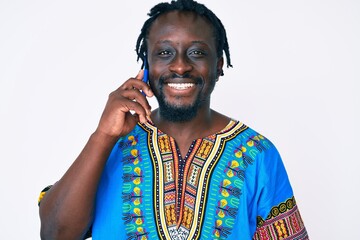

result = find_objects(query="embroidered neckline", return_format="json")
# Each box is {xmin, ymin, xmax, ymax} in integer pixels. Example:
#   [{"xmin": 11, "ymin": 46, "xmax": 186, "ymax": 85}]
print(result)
[
  {"xmin": 145, "ymin": 119, "xmax": 238, "ymax": 142},
  {"xmin": 140, "ymin": 119, "xmax": 246, "ymax": 239}
]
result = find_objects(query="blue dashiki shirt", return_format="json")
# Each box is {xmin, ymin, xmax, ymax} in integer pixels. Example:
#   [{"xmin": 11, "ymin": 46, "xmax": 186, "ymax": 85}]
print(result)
[{"xmin": 92, "ymin": 120, "xmax": 308, "ymax": 240}]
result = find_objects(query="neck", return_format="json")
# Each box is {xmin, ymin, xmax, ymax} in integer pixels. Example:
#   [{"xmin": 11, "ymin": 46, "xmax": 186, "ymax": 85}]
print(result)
[
  {"xmin": 150, "ymin": 104, "xmax": 230, "ymax": 158},
  {"xmin": 151, "ymin": 105, "xmax": 229, "ymax": 142}
]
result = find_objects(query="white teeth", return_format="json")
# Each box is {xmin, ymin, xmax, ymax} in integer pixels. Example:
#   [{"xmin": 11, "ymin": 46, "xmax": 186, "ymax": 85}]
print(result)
[{"xmin": 167, "ymin": 83, "xmax": 194, "ymax": 90}]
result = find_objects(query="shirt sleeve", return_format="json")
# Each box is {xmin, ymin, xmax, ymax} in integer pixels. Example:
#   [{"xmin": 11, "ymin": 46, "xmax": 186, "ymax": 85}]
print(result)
[
  {"xmin": 252, "ymin": 144, "xmax": 309, "ymax": 240},
  {"xmin": 37, "ymin": 185, "xmax": 52, "ymax": 206}
]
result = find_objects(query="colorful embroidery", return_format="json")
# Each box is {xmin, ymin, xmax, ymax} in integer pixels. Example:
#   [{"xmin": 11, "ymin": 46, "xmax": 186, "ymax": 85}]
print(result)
[
  {"xmin": 87, "ymin": 120, "xmax": 308, "ymax": 239},
  {"xmin": 210, "ymin": 132, "xmax": 271, "ymax": 239},
  {"xmin": 121, "ymin": 134, "xmax": 149, "ymax": 239},
  {"xmin": 157, "ymin": 130, "xmax": 213, "ymax": 239},
  {"xmin": 253, "ymin": 197, "xmax": 308, "ymax": 240},
  {"xmin": 140, "ymin": 120, "xmax": 248, "ymax": 239}
]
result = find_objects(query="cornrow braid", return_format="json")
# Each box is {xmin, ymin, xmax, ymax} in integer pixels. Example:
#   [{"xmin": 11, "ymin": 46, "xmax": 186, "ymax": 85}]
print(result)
[{"xmin": 135, "ymin": 0, "xmax": 232, "ymax": 75}]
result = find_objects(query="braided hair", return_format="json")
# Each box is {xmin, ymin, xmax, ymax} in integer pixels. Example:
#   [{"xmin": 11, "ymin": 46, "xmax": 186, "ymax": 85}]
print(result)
[{"xmin": 135, "ymin": 0, "xmax": 232, "ymax": 76}]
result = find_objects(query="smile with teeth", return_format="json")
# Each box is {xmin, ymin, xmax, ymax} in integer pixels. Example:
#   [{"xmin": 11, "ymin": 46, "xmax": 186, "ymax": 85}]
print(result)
[{"xmin": 167, "ymin": 83, "xmax": 195, "ymax": 90}]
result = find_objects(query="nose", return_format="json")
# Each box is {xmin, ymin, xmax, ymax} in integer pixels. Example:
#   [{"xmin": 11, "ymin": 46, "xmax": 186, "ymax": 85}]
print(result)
[{"xmin": 169, "ymin": 54, "xmax": 193, "ymax": 76}]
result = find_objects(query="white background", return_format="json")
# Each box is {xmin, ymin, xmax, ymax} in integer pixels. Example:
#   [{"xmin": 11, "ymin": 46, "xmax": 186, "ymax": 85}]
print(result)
[{"xmin": 0, "ymin": 0, "xmax": 359, "ymax": 239}]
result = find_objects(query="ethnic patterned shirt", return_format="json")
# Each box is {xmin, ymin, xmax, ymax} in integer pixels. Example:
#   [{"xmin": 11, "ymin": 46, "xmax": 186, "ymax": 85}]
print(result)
[{"xmin": 91, "ymin": 120, "xmax": 308, "ymax": 239}]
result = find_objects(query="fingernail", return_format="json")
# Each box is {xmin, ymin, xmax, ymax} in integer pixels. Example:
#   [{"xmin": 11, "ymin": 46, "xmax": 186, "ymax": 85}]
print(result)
[
  {"xmin": 147, "ymin": 89, "xmax": 154, "ymax": 97},
  {"xmin": 146, "ymin": 115, "xmax": 152, "ymax": 123},
  {"xmin": 136, "ymin": 69, "xmax": 144, "ymax": 79}
]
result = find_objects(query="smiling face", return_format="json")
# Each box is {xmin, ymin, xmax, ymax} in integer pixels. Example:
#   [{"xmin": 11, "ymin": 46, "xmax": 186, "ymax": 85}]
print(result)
[{"xmin": 147, "ymin": 11, "xmax": 223, "ymax": 122}]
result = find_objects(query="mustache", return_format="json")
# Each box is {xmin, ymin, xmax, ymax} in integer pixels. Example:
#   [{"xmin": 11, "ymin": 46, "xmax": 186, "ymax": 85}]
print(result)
[{"xmin": 159, "ymin": 73, "xmax": 202, "ymax": 84}]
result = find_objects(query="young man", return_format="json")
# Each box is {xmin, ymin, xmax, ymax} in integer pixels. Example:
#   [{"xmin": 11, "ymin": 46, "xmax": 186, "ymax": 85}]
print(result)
[{"xmin": 39, "ymin": 0, "xmax": 308, "ymax": 239}]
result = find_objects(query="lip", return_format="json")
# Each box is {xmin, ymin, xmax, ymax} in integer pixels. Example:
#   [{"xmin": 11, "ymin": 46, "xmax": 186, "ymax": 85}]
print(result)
[
  {"xmin": 159, "ymin": 75, "xmax": 202, "ymax": 95},
  {"xmin": 163, "ymin": 77, "xmax": 196, "ymax": 83}
]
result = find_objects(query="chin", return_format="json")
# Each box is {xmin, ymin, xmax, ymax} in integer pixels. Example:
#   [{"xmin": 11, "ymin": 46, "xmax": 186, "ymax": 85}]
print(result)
[{"xmin": 158, "ymin": 98, "xmax": 200, "ymax": 122}]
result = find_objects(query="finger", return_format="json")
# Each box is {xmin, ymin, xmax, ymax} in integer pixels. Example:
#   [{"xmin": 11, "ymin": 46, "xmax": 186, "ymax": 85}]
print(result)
[
  {"xmin": 136, "ymin": 69, "xmax": 154, "ymax": 97},
  {"xmin": 120, "ymin": 78, "xmax": 146, "ymax": 90},
  {"xmin": 135, "ymin": 69, "xmax": 144, "ymax": 80},
  {"xmin": 131, "ymin": 113, "xmax": 140, "ymax": 124},
  {"xmin": 122, "ymin": 89, "xmax": 152, "ymax": 116},
  {"xmin": 124, "ymin": 101, "xmax": 148, "ymax": 124},
  {"xmin": 134, "ymin": 69, "xmax": 153, "ymax": 97},
  {"xmin": 120, "ymin": 79, "xmax": 154, "ymax": 97}
]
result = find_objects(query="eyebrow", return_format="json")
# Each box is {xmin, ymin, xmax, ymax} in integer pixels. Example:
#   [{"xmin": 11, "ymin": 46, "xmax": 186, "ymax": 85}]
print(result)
[
  {"xmin": 191, "ymin": 40, "xmax": 208, "ymax": 45},
  {"xmin": 155, "ymin": 40, "xmax": 209, "ymax": 46}
]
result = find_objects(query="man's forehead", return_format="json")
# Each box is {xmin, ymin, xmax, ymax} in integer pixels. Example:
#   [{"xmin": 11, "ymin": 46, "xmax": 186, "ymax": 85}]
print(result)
[
  {"xmin": 156, "ymin": 10, "xmax": 202, "ymax": 21},
  {"xmin": 152, "ymin": 11, "xmax": 211, "ymax": 28},
  {"xmin": 147, "ymin": 10, "xmax": 214, "ymax": 38}
]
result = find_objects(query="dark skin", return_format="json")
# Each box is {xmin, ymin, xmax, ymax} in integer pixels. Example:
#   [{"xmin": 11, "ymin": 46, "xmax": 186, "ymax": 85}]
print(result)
[
  {"xmin": 39, "ymin": 11, "xmax": 229, "ymax": 239},
  {"xmin": 148, "ymin": 11, "xmax": 229, "ymax": 156}
]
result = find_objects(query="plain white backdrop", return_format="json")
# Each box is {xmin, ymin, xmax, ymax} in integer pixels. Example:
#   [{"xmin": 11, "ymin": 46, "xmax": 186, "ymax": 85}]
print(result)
[{"xmin": 0, "ymin": 0, "xmax": 359, "ymax": 239}]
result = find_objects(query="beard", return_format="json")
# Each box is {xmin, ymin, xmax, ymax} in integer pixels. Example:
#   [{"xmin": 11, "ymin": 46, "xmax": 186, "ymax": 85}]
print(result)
[
  {"xmin": 157, "ymin": 93, "xmax": 202, "ymax": 122},
  {"xmin": 153, "ymin": 73, "xmax": 205, "ymax": 122}
]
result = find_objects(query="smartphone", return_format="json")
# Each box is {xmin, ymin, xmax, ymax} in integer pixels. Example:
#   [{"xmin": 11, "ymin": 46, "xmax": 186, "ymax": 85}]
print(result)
[
  {"xmin": 142, "ymin": 58, "xmax": 149, "ymax": 96},
  {"xmin": 143, "ymin": 58, "xmax": 149, "ymax": 85}
]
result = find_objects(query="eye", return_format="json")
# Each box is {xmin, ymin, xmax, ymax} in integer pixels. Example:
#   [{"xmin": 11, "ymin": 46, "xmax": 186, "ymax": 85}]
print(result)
[
  {"xmin": 158, "ymin": 50, "xmax": 173, "ymax": 56},
  {"xmin": 189, "ymin": 49, "xmax": 206, "ymax": 56}
]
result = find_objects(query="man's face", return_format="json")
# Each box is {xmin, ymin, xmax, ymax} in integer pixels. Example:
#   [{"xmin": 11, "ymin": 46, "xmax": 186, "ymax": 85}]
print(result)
[{"xmin": 147, "ymin": 11, "xmax": 223, "ymax": 122}]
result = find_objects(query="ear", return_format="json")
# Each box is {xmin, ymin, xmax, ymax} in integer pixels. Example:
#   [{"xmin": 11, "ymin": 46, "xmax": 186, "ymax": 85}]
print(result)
[{"xmin": 216, "ymin": 57, "xmax": 224, "ymax": 79}]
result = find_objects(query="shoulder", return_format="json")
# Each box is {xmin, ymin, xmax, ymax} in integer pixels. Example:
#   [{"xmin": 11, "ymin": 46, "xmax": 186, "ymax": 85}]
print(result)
[
  {"xmin": 229, "ymin": 120, "xmax": 279, "ymax": 153},
  {"xmin": 116, "ymin": 124, "xmax": 148, "ymax": 147},
  {"xmin": 225, "ymin": 120, "xmax": 284, "ymax": 174}
]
